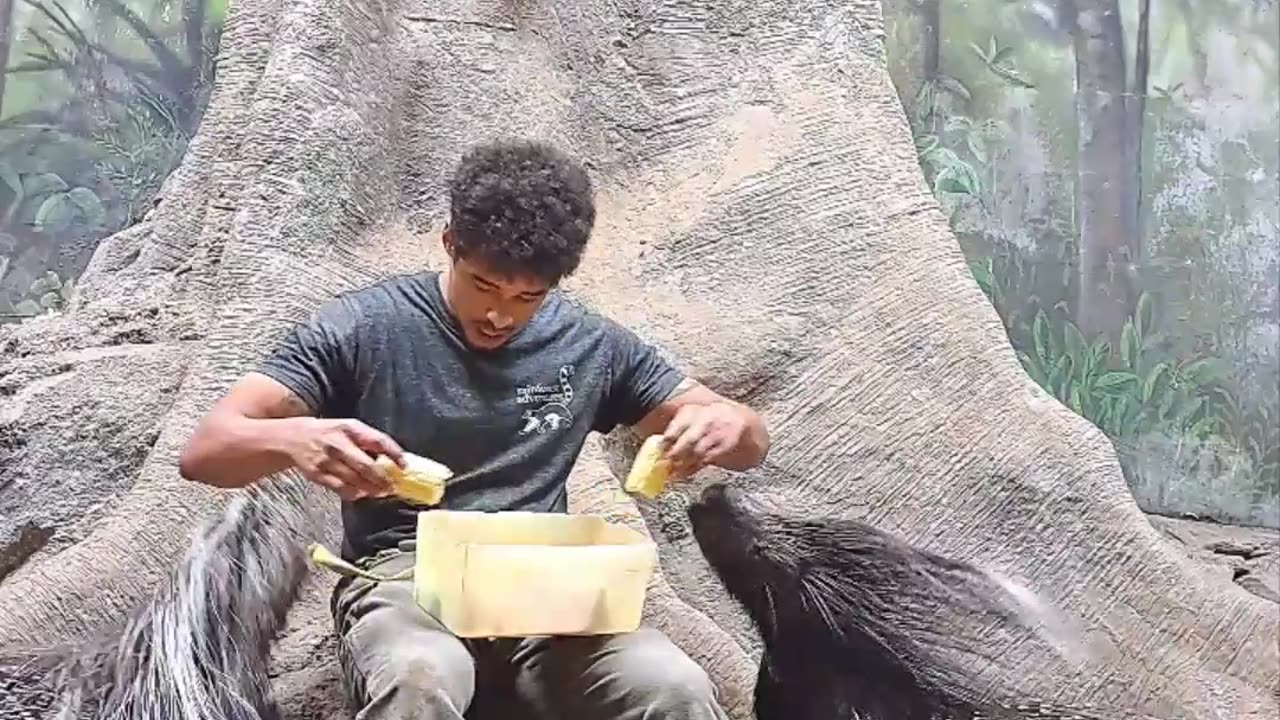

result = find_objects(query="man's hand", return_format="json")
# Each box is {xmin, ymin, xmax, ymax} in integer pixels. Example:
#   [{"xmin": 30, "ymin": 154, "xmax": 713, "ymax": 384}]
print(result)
[
  {"xmin": 660, "ymin": 402, "xmax": 752, "ymax": 478},
  {"xmin": 286, "ymin": 418, "xmax": 405, "ymax": 502}
]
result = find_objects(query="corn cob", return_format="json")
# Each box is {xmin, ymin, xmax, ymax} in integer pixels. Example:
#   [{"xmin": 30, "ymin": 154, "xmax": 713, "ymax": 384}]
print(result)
[
  {"xmin": 375, "ymin": 451, "xmax": 453, "ymax": 505},
  {"xmin": 307, "ymin": 543, "xmax": 413, "ymax": 582},
  {"xmin": 624, "ymin": 435, "xmax": 672, "ymax": 499}
]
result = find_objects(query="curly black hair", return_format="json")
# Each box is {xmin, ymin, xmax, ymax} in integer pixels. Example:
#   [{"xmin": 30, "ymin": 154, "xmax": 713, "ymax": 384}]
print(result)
[{"xmin": 447, "ymin": 138, "xmax": 596, "ymax": 285}]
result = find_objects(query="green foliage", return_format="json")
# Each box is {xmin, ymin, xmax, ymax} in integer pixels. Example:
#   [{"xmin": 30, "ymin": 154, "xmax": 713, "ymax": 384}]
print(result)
[
  {"xmin": 889, "ymin": 0, "xmax": 1279, "ymax": 524},
  {"xmin": 972, "ymin": 261, "xmax": 1279, "ymax": 516},
  {"xmin": 1013, "ymin": 292, "xmax": 1229, "ymax": 442},
  {"xmin": 0, "ymin": 269, "xmax": 76, "ymax": 323},
  {"xmin": 969, "ymin": 35, "xmax": 1036, "ymax": 89},
  {"xmin": 0, "ymin": 0, "xmax": 222, "ymax": 314}
]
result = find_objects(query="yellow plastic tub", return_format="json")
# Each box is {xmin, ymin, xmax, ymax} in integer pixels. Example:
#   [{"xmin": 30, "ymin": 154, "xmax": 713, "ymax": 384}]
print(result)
[{"xmin": 412, "ymin": 510, "xmax": 658, "ymax": 638}]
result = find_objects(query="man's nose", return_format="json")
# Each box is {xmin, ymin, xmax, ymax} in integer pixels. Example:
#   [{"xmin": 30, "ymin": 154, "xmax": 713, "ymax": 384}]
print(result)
[{"xmin": 487, "ymin": 309, "xmax": 513, "ymax": 329}]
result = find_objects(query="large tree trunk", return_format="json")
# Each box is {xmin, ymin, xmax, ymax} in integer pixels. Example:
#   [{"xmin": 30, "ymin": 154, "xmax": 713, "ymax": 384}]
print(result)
[
  {"xmin": 1067, "ymin": 0, "xmax": 1138, "ymax": 341},
  {"xmin": 0, "ymin": 0, "xmax": 1275, "ymax": 718}
]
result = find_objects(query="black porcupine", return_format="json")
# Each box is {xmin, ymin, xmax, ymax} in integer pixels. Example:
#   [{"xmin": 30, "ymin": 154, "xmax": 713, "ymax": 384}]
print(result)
[
  {"xmin": 687, "ymin": 482, "xmax": 1171, "ymax": 720},
  {"xmin": 0, "ymin": 476, "xmax": 319, "ymax": 720}
]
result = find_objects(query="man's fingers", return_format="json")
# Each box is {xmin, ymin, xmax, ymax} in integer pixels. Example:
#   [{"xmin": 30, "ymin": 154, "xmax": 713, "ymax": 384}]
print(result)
[
  {"xmin": 666, "ymin": 417, "xmax": 708, "ymax": 461},
  {"xmin": 344, "ymin": 421, "xmax": 406, "ymax": 466},
  {"xmin": 312, "ymin": 467, "xmax": 367, "ymax": 502},
  {"xmin": 693, "ymin": 434, "xmax": 724, "ymax": 460},
  {"xmin": 326, "ymin": 438, "xmax": 392, "ymax": 495}
]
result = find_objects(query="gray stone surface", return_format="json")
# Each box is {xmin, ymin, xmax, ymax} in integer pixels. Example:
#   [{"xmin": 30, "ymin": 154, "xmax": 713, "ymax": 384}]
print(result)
[{"xmin": 0, "ymin": 0, "xmax": 1276, "ymax": 718}]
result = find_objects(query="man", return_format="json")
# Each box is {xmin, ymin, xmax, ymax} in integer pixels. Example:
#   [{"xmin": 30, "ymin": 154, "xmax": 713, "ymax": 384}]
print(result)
[{"xmin": 179, "ymin": 138, "xmax": 769, "ymax": 720}]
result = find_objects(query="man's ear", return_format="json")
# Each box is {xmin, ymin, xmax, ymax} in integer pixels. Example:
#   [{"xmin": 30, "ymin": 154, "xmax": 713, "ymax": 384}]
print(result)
[{"xmin": 441, "ymin": 224, "xmax": 456, "ymax": 259}]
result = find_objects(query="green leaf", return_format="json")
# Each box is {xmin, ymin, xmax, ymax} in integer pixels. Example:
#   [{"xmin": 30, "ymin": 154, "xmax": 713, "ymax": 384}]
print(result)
[
  {"xmin": 991, "ymin": 47, "xmax": 1014, "ymax": 66},
  {"xmin": 1120, "ymin": 319, "xmax": 1137, "ymax": 368},
  {"xmin": 1095, "ymin": 372, "xmax": 1139, "ymax": 392},
  {"xmin": 1069, "ymin": 385, "xmax": 1083, "ymax": 414},
  {"xmin": 1046, "ymin": 315, "xmax": 1065, "ymax": 361},
  {"xmin": 1064, "ymin": 321, "xmax": 1087, "ymax": 366},
  {"xmin": 914, "ymin": 134, "xmax": 940, "ymax": 159},
  {"xmin": 970, "ymin": 41, "xmax": 990, "ymax": 63},
  {"xmin": 967, "ymin": 134, "xmax": 988, "ymax": 164},
  {"xmin": 1052, "ymin": 354, "xmax": 1074, "ymax": 399},
  {"xmin": 1143, "ymin": 363, "xmax": 1170, "ymax": 404},
  {"xmin": 944, "ymin": 116, "xmax": 974, "ymax": 134},
  {"xmin": 969, "ymin": 261, "xmax": 994, "ymax": 296},
  {"xmin": 1033, "ymin": 311, "xmax": 1050, "ymax": 365},
  {"xmin": 922, "ymin": 147, "xmax": 964, "ymax": 171},
  {"xmin": 1018, "ymin": 350, "xmax": 1049, "ymax": 389},
  {"xmin": 1089, "ymin": 337, "xmax": 1110, "ymax": 368},
  {"xmin": 66, "ymin": 187, "xmax": 106, "ymax": 229},
  {"xmin": 38, "ymin": 291, "xmax": 60, "ymax": 309},
  {"xmin": 14, "ymin": 299, "xmax": 42, "ymax": 316},
  {"xmin": 934, "ymin": 166, "xmax": 977, "ymax": 195},
  {"xmin": 22, "ymin": 173, "xmax": 69, "ymax": 198},
  {"xmin": 1159, "ymin": 390, "xmax": 1178, "ymax": 423},
  {"xmin": 1135, "ymin": 292, "xmax": 1153, "ymax": 339},
  {"xmin": 34, "ymin": 193, "xmax": 75, "ymax": 234},
  {"xmin": 1182, "ymin": 357, "xmax": 1231, "ymax": 388},
  {"xmin": 989, "ymin": 63, "xmax": 1036, "ymax": 89},
  {"xmin": 934, "ymin": 74, "xmax": 972, "ymax": 102},
  {"xmin": 29, "ymin": 270, "xmax": 61, "ymax": 296}
]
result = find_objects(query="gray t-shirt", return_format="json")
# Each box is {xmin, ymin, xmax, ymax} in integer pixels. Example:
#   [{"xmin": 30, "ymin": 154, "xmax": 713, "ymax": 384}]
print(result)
[{"xmin": 257, "ymin": 271, "xmax": 685, "ymax": 561}]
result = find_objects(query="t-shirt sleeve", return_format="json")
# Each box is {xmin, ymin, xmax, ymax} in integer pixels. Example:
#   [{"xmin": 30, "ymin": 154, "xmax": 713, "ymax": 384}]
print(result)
[
  {"xmin": 256, "ymin": 296, "xmax": 360, "ymax": 418},
  {"xmin": 593, "ymin": 322, "xmax": 686, "ymax": 434}
]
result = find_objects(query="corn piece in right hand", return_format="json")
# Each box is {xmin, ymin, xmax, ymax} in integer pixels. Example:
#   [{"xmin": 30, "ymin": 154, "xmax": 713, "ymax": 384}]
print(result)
[{"xmin": 624, "ymin": 435, "xmax": 672, "ymax": 500}]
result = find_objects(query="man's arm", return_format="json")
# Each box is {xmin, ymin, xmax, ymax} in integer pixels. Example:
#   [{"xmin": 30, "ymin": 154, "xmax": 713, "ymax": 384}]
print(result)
[
  {"xmin": 180, "ymin": 372, "xmax": 404, "ymax": 500},
  {"xmin": 180, "ymin": 296, "xmax": 406, "ymax": 500},
  {"xmin": 632, "ymin": 377, "xmax": 770, "ymax": 475},
  {"xmin": 179, "ymin": 372, "xmax": 317, "ymax": 488},
  {"xmin": 599, "ymin": 321, "xmax": 769, "ymax": 478}
]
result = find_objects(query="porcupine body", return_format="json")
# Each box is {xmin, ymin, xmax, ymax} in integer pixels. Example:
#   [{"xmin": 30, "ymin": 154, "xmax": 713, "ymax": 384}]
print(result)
[
  {"xmin": 687, "ymin": 482, "xmax": 1173, "ymax": 720},
  {"xmin": 0, "ymin": 476, "xmax": 318, "ymax": 720}
]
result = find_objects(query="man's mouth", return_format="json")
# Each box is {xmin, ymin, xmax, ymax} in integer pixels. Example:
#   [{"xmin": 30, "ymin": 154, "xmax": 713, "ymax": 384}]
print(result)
[{"xmin": 475, "ymin": 324, "xmax": 508, "ymax": 341}]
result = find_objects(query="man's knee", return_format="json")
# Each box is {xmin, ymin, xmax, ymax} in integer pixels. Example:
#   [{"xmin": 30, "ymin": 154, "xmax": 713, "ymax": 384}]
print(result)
[
  {"xmin": 340, "ymin": 610, "xmax": 476, "ymax": 717},
  {"xmin": 614, "ymin": 629, "xmax": 720, "ymax": 712},
  {"xmin": 360, "ymin": 652, "xmax": 473, "ymax": 715}
]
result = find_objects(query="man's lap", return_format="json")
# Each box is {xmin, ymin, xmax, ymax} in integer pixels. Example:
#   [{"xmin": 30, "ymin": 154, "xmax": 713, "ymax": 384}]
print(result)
[{"xmin": 331, "ymin": 547, "xmax": 725, "ymax": 719}]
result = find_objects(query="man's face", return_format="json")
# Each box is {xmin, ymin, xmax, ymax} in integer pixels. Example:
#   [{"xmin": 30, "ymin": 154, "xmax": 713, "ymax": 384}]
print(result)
[{"xmin": 441, "ymin": 233, "xmax": 552, "ymax": 351}]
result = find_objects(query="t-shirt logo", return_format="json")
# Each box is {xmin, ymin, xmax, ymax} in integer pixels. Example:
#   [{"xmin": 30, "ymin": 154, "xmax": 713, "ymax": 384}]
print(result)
[{"xmin": 516, "ymin": 364, "xmax": 576, "ymax": 435}]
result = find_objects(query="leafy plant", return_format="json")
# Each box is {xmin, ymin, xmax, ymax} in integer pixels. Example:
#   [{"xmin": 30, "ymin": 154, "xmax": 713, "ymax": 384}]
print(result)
[
  {"xmin": 0, "ymin": 269, "xmax": 76, "ymax": 323},
  {"xmin": 1014, "ymin": 293, "xmax": 1232, "ymax": 441},
  {"xmin": 969, "ymin": 35, "xmax": 1036, "ymax": 89},
  {"xmin": 0, "ymin": 161, "xmax": 105, "ymax": 233}
]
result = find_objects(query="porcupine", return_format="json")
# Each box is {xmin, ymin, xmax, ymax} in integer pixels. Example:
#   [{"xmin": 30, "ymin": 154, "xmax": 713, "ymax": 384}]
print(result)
[
  {"xmin": 686, "ymin": 482, "xmax": 1172, "ymax": 720},
  {"xmin": 0, "ymin": 475, "xmax": 320, "ymax": 720}
]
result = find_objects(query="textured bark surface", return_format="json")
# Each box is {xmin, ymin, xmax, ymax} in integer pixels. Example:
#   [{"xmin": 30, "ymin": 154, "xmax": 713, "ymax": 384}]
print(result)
[{"xmin": 0, "ymin": 0, "xmax": 1276, "ymax": 719}]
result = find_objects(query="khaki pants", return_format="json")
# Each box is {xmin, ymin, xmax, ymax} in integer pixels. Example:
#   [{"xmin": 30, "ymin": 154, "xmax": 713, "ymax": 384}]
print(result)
[{"xmin": 331, "ymin": 546, "xmax": 729, "ymax": 720}]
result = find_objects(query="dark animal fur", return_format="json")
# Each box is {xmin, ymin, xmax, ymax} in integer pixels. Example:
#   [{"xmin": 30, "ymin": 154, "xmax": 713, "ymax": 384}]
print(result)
[
  {"xmin": 687, "ymin": 483, "xmax": 1168, "ymax": 720},
  {"xmin": 0, "ymin": 477, "xmax": 317, "ymax": 720}
]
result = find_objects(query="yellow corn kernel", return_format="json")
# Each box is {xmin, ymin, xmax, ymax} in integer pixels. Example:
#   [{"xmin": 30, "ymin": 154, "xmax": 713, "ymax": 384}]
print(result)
[
  {"xmin": 624, "ymin": 435, "xmax": 671, "ymax": 499},
  {"xmin": 376, "ymin": 452, "xmax": 452, "ymax": 506}
]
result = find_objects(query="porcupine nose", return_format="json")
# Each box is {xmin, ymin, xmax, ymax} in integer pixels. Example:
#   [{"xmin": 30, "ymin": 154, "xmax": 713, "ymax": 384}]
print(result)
[{"xmin": 694, "ymin": 483, "xmax": 741, "ymax": 515}]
